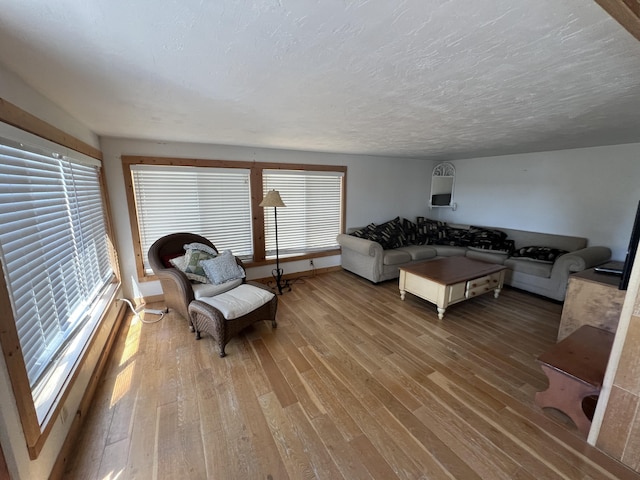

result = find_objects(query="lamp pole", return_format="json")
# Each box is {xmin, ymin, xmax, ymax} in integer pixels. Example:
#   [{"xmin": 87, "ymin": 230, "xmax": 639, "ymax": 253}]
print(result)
[
  {"xmin": 259, "ymin": 189, "xmax": 289, "ymax": 294},
  {"xmin": 273, "ymin": 206, "xmax": 283, "ymax": 294}
]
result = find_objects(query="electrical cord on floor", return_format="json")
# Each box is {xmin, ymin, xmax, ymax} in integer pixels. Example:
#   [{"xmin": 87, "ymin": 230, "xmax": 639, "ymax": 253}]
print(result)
[
  {"xmin": 266, "ymin": 261, "xmax": 317, "ymax": 292},
  {"xmin": 118, "ymin": 297, "xmax": 166, "ymax": 324}
]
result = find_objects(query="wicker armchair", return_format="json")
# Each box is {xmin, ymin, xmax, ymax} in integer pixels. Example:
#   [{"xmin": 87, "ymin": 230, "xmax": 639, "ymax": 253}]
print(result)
[{"xmin": 147, "ymin": 232, "xmax": 218, "ymax": 322}]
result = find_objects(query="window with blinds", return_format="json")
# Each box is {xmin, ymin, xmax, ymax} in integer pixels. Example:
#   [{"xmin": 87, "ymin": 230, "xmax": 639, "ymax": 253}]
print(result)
[
  {"xmin": 0, "ymin": 132, "xmax": 114, "ymax": 419},
  {"xmin": 130, "ymin": 165, "xmax": 253, "ymax": 271},
  {"xmin": 263, "ymin": 169, "xmax": 343, "ymax": 257}
]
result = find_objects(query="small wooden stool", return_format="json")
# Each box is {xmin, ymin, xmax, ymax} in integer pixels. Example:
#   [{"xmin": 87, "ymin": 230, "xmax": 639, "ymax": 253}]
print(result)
[{"xmin": 535, "ymin": 325, "xmax": 614, "ymax": 436}]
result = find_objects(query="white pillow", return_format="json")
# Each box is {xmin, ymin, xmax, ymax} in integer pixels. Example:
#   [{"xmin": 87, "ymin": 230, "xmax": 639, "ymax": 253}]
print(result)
[
  {"xmin": 169, "ymin": 254, "xmax": 187, "ymax": 270},
  {"xmin": 183, "ymin": 242, "xmax": 218, "ymax": 256},
  {"xmin": 201, "ymin": 250, "xmax": 246, "ymax": 285}
]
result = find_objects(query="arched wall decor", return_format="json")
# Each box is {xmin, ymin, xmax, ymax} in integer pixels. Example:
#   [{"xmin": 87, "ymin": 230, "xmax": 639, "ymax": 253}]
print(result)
[{"xmin": 430, "ymin": 162, "xmax": 457, "ymax": 210}]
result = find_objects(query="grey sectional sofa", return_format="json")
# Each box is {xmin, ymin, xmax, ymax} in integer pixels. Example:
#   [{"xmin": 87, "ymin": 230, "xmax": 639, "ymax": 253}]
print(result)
[{"xmin": 336, "ymin": 220, "xmax": 611, "ymax": 301}]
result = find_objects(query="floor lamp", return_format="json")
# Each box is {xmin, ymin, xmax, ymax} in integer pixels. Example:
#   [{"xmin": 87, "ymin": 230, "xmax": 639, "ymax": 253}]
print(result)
[{"xmin": 259, "ymin": 189, "xmax": 289, "ymax": 294}]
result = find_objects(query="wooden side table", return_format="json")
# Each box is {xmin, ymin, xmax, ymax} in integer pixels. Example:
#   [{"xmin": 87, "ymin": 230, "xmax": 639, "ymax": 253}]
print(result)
[
  {"xmin": 535, "ymin": 325, "xmax": 614, "ymax": 436},
  {"xmin": 558, "ymin": 266, "xmax": 625, "ymax": 341}
]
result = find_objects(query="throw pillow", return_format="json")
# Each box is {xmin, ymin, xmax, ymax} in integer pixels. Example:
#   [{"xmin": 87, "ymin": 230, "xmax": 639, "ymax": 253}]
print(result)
[
  {"xmin": 201, "ymin": 250, "xmax": 246, "ymax": 285},
  {"xmin": 416, "ymin": 217, "xmax": 446, "ymax": 245},
  {"xmin": 373, "ymin": 217, "xmax": 405, "ymax": 249},
  {"xmin": 183, "ymin": 242, "xmax": 218, "ymax": 256},
  {"xmin": 169, "ymin": 254, "xmax": 187, "ymax": 270},
  {"xmin": 468, "ymin": 227, "xmax": 514, "ymax": 253},
  {"xmin": 400, "ymin": 218, "xmax": 417, "ymax": 245},
  {"xmin": 350, "ymin": 223, "xmax": 377, "ymax": 239},
  {"xmin": 438, "ymin": 227, "xmax": 473, "ymax": 247},
  {"xmin": 161, "ymin": 251, "xmax": 184, "ymax": 268},
  {"xmin": 182, "ymin": 248, "xmax": 218, "ymax": 283},
  {"xmin": 511, "ymin": 246, "xmax": 568, "ymax": 263}
]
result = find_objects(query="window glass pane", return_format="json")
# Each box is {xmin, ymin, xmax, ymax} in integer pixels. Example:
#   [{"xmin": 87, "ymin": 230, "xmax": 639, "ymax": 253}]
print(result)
[
  {"xmin": 263, "ymin": 170, "xmax": 343, "ymax": 257},
  {"xmin": 0, "ymin": 135, "xmax": 114, "ymax": 399},
  {"xmin": 130, "ymin": 165, "xmax": 253, "ymax": 270}
]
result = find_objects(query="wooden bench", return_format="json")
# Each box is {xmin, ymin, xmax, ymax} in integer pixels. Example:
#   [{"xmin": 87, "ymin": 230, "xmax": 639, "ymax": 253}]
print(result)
[{"xmin": 535, "ymin": 325, "xmax": 615, "ymax": 436}]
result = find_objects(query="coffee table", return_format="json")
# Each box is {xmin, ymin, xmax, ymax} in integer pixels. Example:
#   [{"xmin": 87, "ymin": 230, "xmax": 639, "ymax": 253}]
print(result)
[{"xmin": 399, "ymin": 256, "xmax": 507, "ymax": 319}]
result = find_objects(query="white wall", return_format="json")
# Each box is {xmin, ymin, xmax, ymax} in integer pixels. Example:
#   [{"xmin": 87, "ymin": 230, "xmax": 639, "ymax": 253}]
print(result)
[
  {"xmin": 0, "ymin": 64, "xmax": 107, "ymax": 480},
  {"xmin": 100, "ymin": 137, "xmax": 433, "ymax": 300},
  {"xmin": 438, "ymin": 144, "xmax": 640, "ymax": 260},
  {"xmin": 0, "ymin": 64, "xmax": 100, "ymax": 149}
]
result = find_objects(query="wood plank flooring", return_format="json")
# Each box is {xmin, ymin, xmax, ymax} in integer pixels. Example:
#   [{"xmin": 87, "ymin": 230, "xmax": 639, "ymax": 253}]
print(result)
[{"xmin": 64, "ymin": 270, "xmax": 640, "ymax": 479}]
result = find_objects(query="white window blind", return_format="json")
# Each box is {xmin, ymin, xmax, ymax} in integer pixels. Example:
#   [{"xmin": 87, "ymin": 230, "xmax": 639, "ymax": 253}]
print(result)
[
  {"xmin": 263, "ymin": 170, "xmax": 343, "ymax": 257},
  {"xmin": 0, "ymin": 135, "xmax": 114, "ymax": 393},
  {"xmin": 130, "ymin": 165, "xmax": 253, "ymax": 270}
]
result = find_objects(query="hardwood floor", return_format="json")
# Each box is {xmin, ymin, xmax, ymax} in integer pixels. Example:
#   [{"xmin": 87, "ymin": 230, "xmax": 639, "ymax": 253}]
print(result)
[{"xmin": 65, "ymin": 270, "xmax": 640, "ymax": 479}]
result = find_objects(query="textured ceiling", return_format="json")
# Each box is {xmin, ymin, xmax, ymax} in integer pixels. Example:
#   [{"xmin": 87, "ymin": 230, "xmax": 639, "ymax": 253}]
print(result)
[{"xmin": 1, "ymin": 0, "xmax": 640, "ymax": 159}]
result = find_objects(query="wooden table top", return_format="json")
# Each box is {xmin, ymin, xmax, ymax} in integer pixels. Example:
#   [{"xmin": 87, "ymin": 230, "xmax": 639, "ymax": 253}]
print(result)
[
  {"xmin": 537, "ymin": 325, "xmax": 615, "ymax": 387},
  {"xmin": 572, "ymin": 262, "xmax": 624, "ymax": 288},
  {"xmin": 400, "ymin": 256, "xmax": 506, "ymax": 286}
]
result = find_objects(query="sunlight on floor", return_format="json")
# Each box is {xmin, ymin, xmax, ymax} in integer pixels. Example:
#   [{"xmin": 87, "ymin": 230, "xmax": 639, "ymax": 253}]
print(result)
[
  {"xmin": 110, "ymin": 314, "xmax": 142, "ymax": 408},
  {"xmin": 110, "ymin": 361, "xmax": 135, "ymax": 408},
  {"xmin": 102, "ymin": 469, "xmax": 123, "ymax": 480},
  {"xmin": 119, "ymin": 316, "xmax": 142, "ymax": 367}
]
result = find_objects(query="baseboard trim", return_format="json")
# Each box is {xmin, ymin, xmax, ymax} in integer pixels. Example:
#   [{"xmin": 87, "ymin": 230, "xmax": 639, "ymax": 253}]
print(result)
[
  {"xmin": 50, "ymin": 300, "xmax": 128, "ymax": 479},
  {"xmin": 141, "ymin": 267, "xmax": 342, "ymax": 304}
]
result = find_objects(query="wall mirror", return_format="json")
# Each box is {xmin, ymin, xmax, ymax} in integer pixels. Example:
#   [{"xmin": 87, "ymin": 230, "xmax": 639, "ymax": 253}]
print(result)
[{"xmin": 430, "ymin": 162, "xmax": 457, "ymax": 210}]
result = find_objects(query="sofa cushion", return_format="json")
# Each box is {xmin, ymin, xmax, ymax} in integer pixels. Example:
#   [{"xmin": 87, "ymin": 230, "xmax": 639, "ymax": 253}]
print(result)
[
  {"xmin": 431, "ymin": 245, "xmax": 468, "ymax": 257},
  {"xmin": 504, "ymin": 258, "xmax": 553, "ymax": 278},
  {"xmin": 511, "ymin": 246, "xmax": 568, "ymax": 263},
  {"xmin": 383, "ymin": 249, "xmax": 412, "ymax": 265},
  {"xmin": 396, "ymin": 245, "xmax": 438, "ymax": 261},
  {"xmin": 466, "ymin": 248, "xmax": 509, "ymax": 264}
]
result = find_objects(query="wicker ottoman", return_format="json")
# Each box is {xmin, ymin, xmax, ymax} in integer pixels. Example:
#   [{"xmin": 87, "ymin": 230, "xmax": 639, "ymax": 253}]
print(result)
[{"xmin": 188, "ymin": 282, "xmax": 277, "ymax": 357}]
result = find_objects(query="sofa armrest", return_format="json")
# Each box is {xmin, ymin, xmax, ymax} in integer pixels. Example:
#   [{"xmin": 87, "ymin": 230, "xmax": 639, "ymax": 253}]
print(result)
[
  {"xmin": 336, "ymin": 233, "xmax": 386, "ymax": 282},
  {"xmin": 552, "ymin": 246, "xmax": 612, "ymax": 274},
  {"xmin": 337, "ymin": 233, "xmax": 383, "ymax": 257}
]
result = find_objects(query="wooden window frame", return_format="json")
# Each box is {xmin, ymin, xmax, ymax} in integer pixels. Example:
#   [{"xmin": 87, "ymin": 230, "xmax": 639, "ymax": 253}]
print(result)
[
  {"xmin": 122, "ymin": 156, "xmax": 347, "ymax": 281},
  {"xmin": 0, "ymin": 98, "xmax": 122, "ymax": 459}
]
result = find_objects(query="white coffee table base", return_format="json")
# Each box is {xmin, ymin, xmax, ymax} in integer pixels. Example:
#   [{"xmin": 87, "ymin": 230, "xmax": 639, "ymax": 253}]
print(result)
[{"xmin": 399, "ymin": 267, "xmax": 505, "ymax": 319}]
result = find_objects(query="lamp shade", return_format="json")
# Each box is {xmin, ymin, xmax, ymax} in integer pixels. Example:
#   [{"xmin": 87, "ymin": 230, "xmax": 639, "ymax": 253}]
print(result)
[{"xmin": 259, "ymin": 189, "xmax": 286, "ymax": 208}]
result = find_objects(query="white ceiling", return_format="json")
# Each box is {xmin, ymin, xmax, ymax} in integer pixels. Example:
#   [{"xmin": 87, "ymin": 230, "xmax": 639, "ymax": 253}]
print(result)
[{"xmin": 1, "ymin": 0, "xmax": 639, "ymax": 159}]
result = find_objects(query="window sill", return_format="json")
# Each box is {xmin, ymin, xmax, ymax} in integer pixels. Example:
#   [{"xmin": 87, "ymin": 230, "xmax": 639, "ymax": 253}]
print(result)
[{"xmin": 27, "ymin": 282, "xmax": 123, "ymax": 459}]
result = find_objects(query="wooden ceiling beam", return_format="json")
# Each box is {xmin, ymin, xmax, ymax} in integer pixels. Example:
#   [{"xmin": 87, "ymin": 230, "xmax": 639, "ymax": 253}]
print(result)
[{"xmin": 594, "ymin": 0, "xmax": 640, "ymax": 41}]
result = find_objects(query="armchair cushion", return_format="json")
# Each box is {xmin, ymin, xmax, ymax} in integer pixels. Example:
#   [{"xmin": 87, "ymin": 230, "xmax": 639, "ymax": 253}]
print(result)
[{"xmin": 201, "ymin": 250, "xmax": 246, "ymax": 284}]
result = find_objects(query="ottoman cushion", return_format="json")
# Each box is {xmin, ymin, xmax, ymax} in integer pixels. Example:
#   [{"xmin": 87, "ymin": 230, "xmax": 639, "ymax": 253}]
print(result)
[
  {"xmin": 199, "ymin": 284, "xmax": 275, "ymax": 320},
  {"xmin": 193, "ymin": 278, "xmax": 243, "ymax": 299}
]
